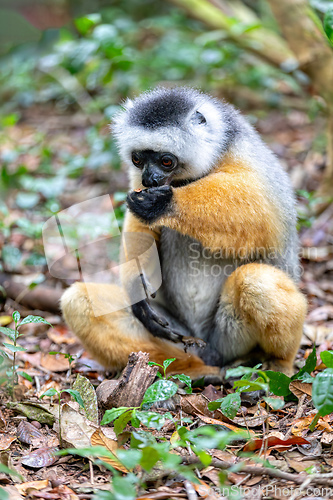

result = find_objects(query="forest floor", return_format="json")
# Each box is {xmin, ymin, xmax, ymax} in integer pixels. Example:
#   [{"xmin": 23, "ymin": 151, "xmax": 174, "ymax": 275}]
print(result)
[{"xmin": 0, "ymin": 103, "xmax": 333, "ymax": 500}]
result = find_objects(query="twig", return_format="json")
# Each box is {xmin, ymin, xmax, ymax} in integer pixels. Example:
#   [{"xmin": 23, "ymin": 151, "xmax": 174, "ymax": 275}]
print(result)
[
  {"xmin": 289, "ymin": 476, "xmax": 312, "ymax": 500},
  {"xmin": 184, "ymin": 480, "xmax": 198, "ymax": 500},
  {"xmin": 285, "ymin": 393, "xmax": 307, "ymax": 438},
  {"xmin": 182, "ymin": 457, "xmax": 333, "ymax": 487},
  {"xmin": 89, "ymin": 460, "xmax": 94, "ymax": 485}
]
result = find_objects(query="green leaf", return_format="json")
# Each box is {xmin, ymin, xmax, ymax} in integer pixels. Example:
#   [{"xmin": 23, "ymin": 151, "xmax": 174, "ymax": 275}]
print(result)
[
  {"xmin": 226, "ymin": 365, "xmax": 261, "ymax": 379},
  {"xmin": 265, "ymin": 370, "xmax": 292, "ymax": 397},
  {"xmin": 171, "ymin": 373, "xmax": 192, "ymax": 389},
  {"xmin": 131, "ymin": 409, "xmax": 140, "ymax": 428},
  {"xmin": 196, "ymin": 450, "xmax": 212, "ymax": 467},
  {"xmin": 298, "ymin": 372, "xmax": 314, "ymax": 384},
  {"xmin": 17, "ymin": 371, "xmax": 33, "ymax": 382},
  {"xmin": 116, "ymin": 449, "xmax": 142, "ymax": 470},
  {"xmin": 324, "ymin": 7, "xmax": 333, "ymax": 42},
  {"xmin": 292, "ymin": 346, "xmax": 317, "ymax": 380},
  {"xmin": 312, "ymin": 368, "xmax": 333, "ymax": 416},
  {"xmin": 40, "ymin": 388, "xmax": 58, "ymax": 398},
  {"xmin": 101, "ymin": 407, "xmax": 131, "ymax": 426},
  {"xmin": 114, "ymin": 410, "xmax": 133, "ymax": 436},
  {"xmin": 0, "ymin": 487, "xmax": 9, "ymax": 500},
  {"xmin": 320, "ymin": 350, "xmax": 333, "ymax": 368},
  {"xmin": 0, "ymin": 463, "xmax": 24, "ymax": 480},
  {"xmin": 7, "ymin": 402, "xmax": 55, "ymax": 425},
  {"xmin": 233, "ymin": 379, "xmax": 268, "ymax": 393},
  {"xmin": 0, "ymin": 327, "xmax": 16, "ymax": 340},
  {"xmin": 140, "ymin": 446, "xmax": 160, "ymax": 472},
  {"xmin": 3, "ymin": 343, "xmax": 26, "ymax": 353},
  {"xmin": 263, "ymin": 397, "xmax": 285, "ymax": 410},
  {"xmin": 142, "ymin": 379, "xmax": 178, "ymax": 405},
  {"xmin": 12, "ymin": 311, "xmax": 20, "ymax": 323},
  {"xmin": 64, "ymin": 389, "xmax": 85, "ymax": 408},
  {"xmin": 72, "ymin": 375, "xmax": 98, "ymax": 423},
  {"xmin": 19, "ymin": 315, "xmax": 52, "ymax": 327},
  {"xmin": 163, "ymin": 358, "xmax": 176, "ymax": 371},
  {"xmin": 112, "ymin": 474, "xmax": 136, "ymax": 500},
  {"xmin": 136, "ymin": 411, "xmax": 165, "ymax": 430},
  {"xmin": 208, "ymin": 393, "xmax": 241, "ymax": 419}
]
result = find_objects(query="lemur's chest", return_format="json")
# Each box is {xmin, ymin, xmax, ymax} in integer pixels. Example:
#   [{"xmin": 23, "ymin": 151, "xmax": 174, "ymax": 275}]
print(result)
[{"xmin": 158, "ymin": 228, "xmax": 235, "ymax": 334}]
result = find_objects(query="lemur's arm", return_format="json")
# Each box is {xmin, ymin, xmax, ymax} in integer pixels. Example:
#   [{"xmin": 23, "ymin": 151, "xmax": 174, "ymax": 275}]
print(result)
[
  {"xmin": 127, "ymin": 161, "xmax": 283, "ymax": 257},
  {"xmin": 121, "ymin": 211, "xmax": 185, "ymax": 343}
]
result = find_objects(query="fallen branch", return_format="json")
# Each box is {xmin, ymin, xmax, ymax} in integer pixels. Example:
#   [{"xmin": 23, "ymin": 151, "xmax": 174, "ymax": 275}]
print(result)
[
  {"xmin": 183, "ymin": 456, "xmax": 333, "ymax": 487},
  {"xmin": 0, "ymin": 273, "xmax": 63, "ymax": 313}
]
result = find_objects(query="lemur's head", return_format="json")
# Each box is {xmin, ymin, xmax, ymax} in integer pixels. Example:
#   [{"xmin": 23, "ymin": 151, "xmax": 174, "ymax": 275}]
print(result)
[{"xmin": 113, "ymin": 87, "xmax": 235, "ymax": 188}]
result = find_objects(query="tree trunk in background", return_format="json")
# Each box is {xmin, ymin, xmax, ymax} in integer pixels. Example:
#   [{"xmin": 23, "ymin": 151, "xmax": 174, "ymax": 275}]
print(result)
[
  {"xmin": 266, "ymin": 0, "xmax": 333, "ymax": 192},
  {"xmin": 170, "ymin": 0, "xmax": 294, "ymax": 66}
]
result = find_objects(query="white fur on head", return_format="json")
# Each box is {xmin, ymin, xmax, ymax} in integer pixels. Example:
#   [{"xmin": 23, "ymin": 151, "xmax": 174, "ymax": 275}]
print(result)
[{"xmin": 112, "ymin": 88, "xmax": 229, "ymax": 179}]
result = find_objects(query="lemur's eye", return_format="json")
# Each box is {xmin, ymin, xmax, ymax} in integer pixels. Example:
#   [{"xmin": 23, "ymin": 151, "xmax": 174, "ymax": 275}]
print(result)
[
  {"xmin": 161, "ymin": 154, "xmax": 176, "ymax": 169},
  {"xmin": 132, "ymin": 153, "xmax": 142, "ymax": 167}
]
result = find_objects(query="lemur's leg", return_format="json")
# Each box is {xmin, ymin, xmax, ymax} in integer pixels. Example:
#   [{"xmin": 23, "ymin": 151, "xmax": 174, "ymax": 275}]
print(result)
[
  {"xmin": 60, "ymin": 282, "xmax": 220, "ymax": 379},
  {"xmin": 210, "ymin": 263, "xmax": 306, "ymax": 376}
]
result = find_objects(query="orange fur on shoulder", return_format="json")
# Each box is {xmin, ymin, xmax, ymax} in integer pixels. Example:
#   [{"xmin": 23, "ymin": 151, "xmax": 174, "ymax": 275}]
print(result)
[{"xmin": 154, "ymin": 158, "xmax": 283, "ymax": 257}]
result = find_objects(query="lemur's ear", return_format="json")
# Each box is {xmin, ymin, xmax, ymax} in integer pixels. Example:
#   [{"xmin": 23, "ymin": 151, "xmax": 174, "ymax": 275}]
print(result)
[{"xmin": 191, "ymin": 110, "xmax": 207, "ymax": 125}]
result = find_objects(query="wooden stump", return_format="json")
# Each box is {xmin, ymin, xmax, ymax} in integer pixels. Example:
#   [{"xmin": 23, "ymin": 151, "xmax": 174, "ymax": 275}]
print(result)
[{"xmin": 96, "ymin": 351, "xmax": 158, "ymax": 410}]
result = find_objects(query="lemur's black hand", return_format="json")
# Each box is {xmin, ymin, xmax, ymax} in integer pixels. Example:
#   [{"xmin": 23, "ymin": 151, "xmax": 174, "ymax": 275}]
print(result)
[
  {"xmin": 132, "ymin": 299, "xmax": 183, "ymax": 343},
  {"xmin": 127, "ymin": 186, "xmax": 173, "ymax": 223}
]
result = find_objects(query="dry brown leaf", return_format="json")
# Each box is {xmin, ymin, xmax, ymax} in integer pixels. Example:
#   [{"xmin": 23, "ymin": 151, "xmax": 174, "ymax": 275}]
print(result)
[
  {"xmin": 0, "ymin": 434, "xmax": 16, "ymax": 450},
  {"xmin": 289, "ymin": 380, "xmax": 312, "ymax": 398},
  {"xmin": 48, "ymin": 484, "xmax": 79, "ymax": 499},
  {"xmin": 195, "ymin": 412, "xmax": 254, "ymax": 435},
  {"xmin": 47, "ymin": 326, "xmax": 76, "ymax": 345},
  {"xmin": 60, "ymin": 402, "xmax": 98, "ymax": 448},
  {"xmin": 2, "ymin": 486, "xmax": 23, "ymax": 500},
  {"xmin": 0, "ymin": 408, "xmax": 6, "ymax": 429},
  {"xmin": 20, "ymin": 447, "xmax": 58, "ymax": 468},
  {"xmin": 228, "ymin": 472, "xmax": 248, "ymax": 484},
  {"xmin": 291, "ymin": 416, "xmax": 333, "ymax": 435},
  {"xmin": 321, "ymin": 431, "xmax": 333, "ymax": 444},
  {"xmin": 232, "ymin": 412, "xmax": 267, "ymax": 428},
  {"xmin": 307, "ymin": 305, "xmax": 333, "ymax": 323},
  {"xmin": 16, "ymin": 479, "xmax": 49, "ymax": 494},
  {"xmin": 211, "ymin": 449, "xmax": 237, "ymax": 463},
  {"xmin": 243, "ymin": 436, "xmax": 310, "ymax": 452},
  {"xmin": 193, "ymin": 480, "xmax": 220, "ymax": 499},
  {"xmin": 302, "ymin": 324, "xmax": 333, "ymax": 345},
  {"xmin": 16, "ymin": 421, "xmax": 42, "ymax": 445},
  {"xmin": 246, "ymin": 476, "xmax": 262, "ymax": 486},
  {"xmin": 37, "ymin": 380, "xmax": 61, "ymax": 399},
  {"xmin": 18, "ymin": 351, "xmax": 42, "ymax": 368},
  {"xmin": 40, "ymin": 353, "xmax": 70, "ymax": 372},
  {"xmin": 286, "ymin": 457, "xmax": 319, "ymax": 473},
  {"xmin": 90, "ymin": 428, "xmax": 128, "ymax": 473}
]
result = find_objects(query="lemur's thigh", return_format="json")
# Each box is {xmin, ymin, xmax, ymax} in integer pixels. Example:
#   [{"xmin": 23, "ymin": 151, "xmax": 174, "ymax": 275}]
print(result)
[
  {"xmin": 61, "ymin": 282, "xmax": 220, "ymax": 378},
  {"xmin": 213, "ymin": 263, "xmax": 306, "ymax": 375}
]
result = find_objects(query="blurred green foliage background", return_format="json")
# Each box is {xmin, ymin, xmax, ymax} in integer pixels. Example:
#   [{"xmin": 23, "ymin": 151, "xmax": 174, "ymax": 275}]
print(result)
[{"xmin": 0, "ymin": 0, "xmax": 332, "ymax": 275}]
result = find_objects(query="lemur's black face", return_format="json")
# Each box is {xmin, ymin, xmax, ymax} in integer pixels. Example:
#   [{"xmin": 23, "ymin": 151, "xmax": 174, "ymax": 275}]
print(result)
[{"xmin": 131, "ymin": 149, "xmax": 179, "ymax": 188}]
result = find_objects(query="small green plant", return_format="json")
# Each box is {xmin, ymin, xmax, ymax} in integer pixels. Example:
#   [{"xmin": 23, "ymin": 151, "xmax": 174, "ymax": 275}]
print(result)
[
  {"xmin": 40, "ymin": 387, "xmax": 84, "ymax": 447},
  {"xmin": 208, "ymin": 363, "xmax": 284, "ymax": 421},
  {"xmin": 101, "ymin": 358, "xmax": 192, "ymax": 436},
  {"xmin": 225, "ymin": 347, "xmax": 333, "ymax": 433},
  {"xmin": 49, "ymin": 351, "xmax": 76, "ymax": 384},
  {"xmin": 149, "ymin": 357, "xmax": 192, "ymax": 392},
  {"xmin": 0, "ymin": 311, "xmax": 52, "ymax": 398},
  {"xmin": 58, "ymin": 424, "xmax": 247, "ymax": 500}
]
